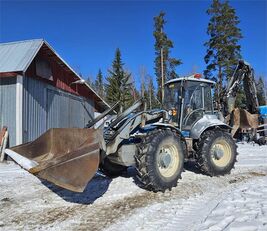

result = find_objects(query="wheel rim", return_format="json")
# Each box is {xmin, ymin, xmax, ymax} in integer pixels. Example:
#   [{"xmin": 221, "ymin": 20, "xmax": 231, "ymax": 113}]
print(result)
[
  {"xmin": 211, "ymin": 139, "xmax": 232, "ymax": 167},
  {"xmin": 157, "ymin": 144, "xmax": 180, "ymax": 178}
]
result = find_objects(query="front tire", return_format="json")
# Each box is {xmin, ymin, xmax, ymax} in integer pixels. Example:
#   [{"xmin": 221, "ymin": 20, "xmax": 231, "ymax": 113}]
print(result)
[
  {"xmin": 135, "ymin": 129, "xmax": 184, "ymax": 192},
  {"xmin": 196, "ymin": 129, "xmax": 237, "ymax": 176}
]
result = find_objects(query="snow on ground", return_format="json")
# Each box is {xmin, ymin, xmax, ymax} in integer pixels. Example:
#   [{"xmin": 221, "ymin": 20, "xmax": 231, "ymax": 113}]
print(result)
[
  {"xmin": 0, "ymin": 143, "xmax": 266, "ymax": 231},
  {"xmin": 197, "ymin": 176, "xmax": 267, "ymax": 231}
]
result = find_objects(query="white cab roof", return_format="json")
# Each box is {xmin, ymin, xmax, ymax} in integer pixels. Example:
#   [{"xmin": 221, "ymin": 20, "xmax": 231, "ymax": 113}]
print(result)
[{"xmin": 165, "ymin": 75, "xmax": 215, "ymax": 85}]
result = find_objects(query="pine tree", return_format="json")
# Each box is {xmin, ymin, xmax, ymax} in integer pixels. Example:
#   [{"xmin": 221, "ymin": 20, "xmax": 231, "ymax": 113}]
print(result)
[
  {"xmin": 106, "ymin": 48, "xmax": 134, "ymax": 111},
  {"xmin": 153, "ymin": 11, "xmax": 182, "ymax": 101},
  {"xmin": 139, "ymin": 66, "xmax": 158, "ymax": 109},
  {"xmin": 148, "ymin": 76, "xmax": 158, "ymax": 109},
  {"xmin": 132, "ymin": 86, "xmax": 140, "ymax": 102},
  {"xmin": 95, "ymin": 69, "xmax": 104, "ymax": 98},
  {"xmin": 204, "ymin": 0, "xmax": 243, "ymax": 102},
  {"xmin": 139, "ymin": 66, "xmax": 147, "ymax": 99},
  {"xmin": 123, "ymin": 70, "xmax": 135, "ymax": 107},
  {"xmin": 256, "ymin": 77, "xmax": 266, "ymax": 106},
  {"xmin": 86, "ymin": 75, "xmax": 95, "ymax": 90},
  {"xmin": 235, "ymin": 87, "xmax": 246, "ymax": 108}
]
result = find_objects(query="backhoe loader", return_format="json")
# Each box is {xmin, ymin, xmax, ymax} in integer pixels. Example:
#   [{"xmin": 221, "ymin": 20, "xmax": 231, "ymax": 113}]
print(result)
[{"xmin": 5, "ymin": 73, "xmax": 237, "ymax": 193}]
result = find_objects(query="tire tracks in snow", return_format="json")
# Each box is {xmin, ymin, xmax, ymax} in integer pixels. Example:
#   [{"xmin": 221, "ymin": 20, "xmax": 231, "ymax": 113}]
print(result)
[
  {"xmin": 71, "ymin": 170, "xmax": 267, "ymax": 231},
  {"xmin": 1, "ymin": 167, "xmax": 266, "ymax": 231}
]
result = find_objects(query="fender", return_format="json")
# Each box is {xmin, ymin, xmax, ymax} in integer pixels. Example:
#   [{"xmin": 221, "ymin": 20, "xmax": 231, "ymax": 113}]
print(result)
[
  {"xmin": 151, "ymin": 122, "xmax": 183, "ymax": 135},
  {"xmin": 190, "ymin": 114, "xmax": 231, "ymax": 139}
]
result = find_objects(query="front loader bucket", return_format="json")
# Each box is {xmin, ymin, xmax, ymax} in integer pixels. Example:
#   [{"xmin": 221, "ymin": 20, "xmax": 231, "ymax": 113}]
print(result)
[{"xmin": 5, "ymin": 128, "xmax": 100, "ymax": 192}]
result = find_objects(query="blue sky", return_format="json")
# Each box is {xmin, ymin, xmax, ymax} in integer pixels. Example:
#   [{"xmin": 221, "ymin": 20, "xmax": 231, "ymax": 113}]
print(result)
[{"xmin": 0, "ymin": 0, "xmax": 266, "ymax": 89}]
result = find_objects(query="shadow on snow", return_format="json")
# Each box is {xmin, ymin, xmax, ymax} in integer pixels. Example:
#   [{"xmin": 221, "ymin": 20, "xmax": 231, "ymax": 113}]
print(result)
[{"xmin": 40, "ymin": 167, "xmax": 137, "ymax": 205}]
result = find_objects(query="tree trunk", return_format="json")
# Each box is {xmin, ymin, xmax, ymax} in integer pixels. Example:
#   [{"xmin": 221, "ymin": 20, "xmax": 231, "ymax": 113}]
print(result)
[{"xmin": 217, "ymin": 65, "xmax": 223, "ymax": 111}]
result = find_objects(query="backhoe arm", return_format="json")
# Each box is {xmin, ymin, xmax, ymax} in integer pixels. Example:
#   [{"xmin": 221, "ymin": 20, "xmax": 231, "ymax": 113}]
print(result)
[{"xmin": 226, "ymin": 60, "xmax": 259, "ymax": 114}]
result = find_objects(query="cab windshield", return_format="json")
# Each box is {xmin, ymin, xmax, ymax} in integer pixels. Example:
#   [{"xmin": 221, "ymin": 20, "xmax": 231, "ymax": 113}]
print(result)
[
  {"xmin": 164, "ymin": 82, "xmax": 181, "ymax": 125},
  {"xmin": 164, "ymin": 82, "xmax": 181, "ymax": 109},
  {"xmin": 182, "ymin": 81, "xmax": 213, "ymax": 128},
  {"xmin": 164, "ymin": 80, "xmax": 213, "ymax": 129}
]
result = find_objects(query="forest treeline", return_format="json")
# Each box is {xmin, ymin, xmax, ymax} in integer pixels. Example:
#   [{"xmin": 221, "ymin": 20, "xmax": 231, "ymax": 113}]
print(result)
[{"xmin": 85, "ymin": 0, "xmax": 266, "ymax": 111}]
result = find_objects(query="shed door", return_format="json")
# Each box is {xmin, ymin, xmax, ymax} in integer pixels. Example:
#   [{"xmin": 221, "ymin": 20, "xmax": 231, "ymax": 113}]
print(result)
[{"xmin": 46, "ymin": 89, "xmax": 90, "ymax": 129}]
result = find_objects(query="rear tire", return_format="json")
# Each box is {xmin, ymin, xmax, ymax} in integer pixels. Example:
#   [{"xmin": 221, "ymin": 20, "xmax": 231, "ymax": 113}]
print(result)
[
  {"xmin": 196, "ymin": 129, "xmax": 237, "ymax": 176},
  {"xmin": 135, "ymin": 129, "xmax": 184, "ymax": 192},
  {"xmin": 99, "ymin": 158, "xmax": 127, "ymax": 177}
]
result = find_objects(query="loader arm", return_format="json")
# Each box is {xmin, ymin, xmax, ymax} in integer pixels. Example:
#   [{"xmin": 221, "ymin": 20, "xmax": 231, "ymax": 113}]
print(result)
[{"xmin": 104, "ymin": 109, "xmax": 166, "ymax": 154}]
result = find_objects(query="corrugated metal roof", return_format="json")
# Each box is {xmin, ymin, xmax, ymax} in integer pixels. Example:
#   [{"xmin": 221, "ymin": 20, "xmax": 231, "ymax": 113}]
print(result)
[
  {"xmin": 0, "ymin": 39, "xmax": 43, "ymax": 73},
  {"xmin": 0, "ymin": 39, "xmax": 110, "ymax": 111}
]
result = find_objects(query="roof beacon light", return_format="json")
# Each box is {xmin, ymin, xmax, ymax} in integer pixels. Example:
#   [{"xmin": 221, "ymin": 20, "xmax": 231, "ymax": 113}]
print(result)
[{"xmin": 194, "ymin": 73, "xmax": 202, "ymax": 79}]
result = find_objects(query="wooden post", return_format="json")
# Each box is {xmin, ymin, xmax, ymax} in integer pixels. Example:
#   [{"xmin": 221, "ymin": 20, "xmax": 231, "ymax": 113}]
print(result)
[{"xmin": 0, "ymin": 128, "xmax": 8, "ymax": 162}]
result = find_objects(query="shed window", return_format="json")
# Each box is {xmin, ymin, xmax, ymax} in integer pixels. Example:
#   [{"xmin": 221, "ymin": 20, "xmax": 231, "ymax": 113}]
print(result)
[{"xmin": 36, "ymin": 58, "xmax": 53, "ymax": 80}]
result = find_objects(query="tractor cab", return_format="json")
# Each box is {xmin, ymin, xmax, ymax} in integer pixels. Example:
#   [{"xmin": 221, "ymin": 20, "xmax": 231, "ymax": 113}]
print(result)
[{"xmin": 164, "ymin": 74, "xmax": 215, "ymax": 133}]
